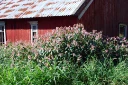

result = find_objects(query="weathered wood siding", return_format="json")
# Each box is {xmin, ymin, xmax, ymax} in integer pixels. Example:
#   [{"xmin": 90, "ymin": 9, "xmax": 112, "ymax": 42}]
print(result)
[
  {"xmin": 1, "ymin": 0, "xmax": 128, "ymax": 43},
  {"xmin": 79, "ymin": 0, "xmax": 128, "ymax": 38},
  {"xmin": 5, "ymin": 19, "xmax": 30, "ymax": 42},
  {"xmin": 3, "ymin": 16, "xmax": 77, "ymax": 42},
  {"xmin": 117, "ymin": 0, "xmax": 128, "ymax": 38}
]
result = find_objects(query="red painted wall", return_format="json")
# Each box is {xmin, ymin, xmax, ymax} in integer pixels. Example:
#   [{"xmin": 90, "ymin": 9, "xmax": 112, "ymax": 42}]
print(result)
[
  {"xmin": 5, "ymin": 19, "xmax": 30, "ymax": 42},
  {"xmin": 117, "ymin": 0, "xmax": 128, "ymax": 38},
  {"xmin": 38, "ymin": 16, "xmax": 77, "ymax": 37},
  {"xmin": 1, "ymin": 0, "xmax": 128, "ymax": 43},
  {"xmin": 79, "ymin": 0, "xmax": 128, "ymax": 38},
  {"xmin": 2, "ymin": 16, "xmax": 77, "ymax": 43}
]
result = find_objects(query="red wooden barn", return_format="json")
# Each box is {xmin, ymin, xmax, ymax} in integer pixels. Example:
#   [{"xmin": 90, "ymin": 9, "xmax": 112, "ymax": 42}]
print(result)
[{"xmin": 0, "ymin": 0, "xmax": 128, "ymax": 44}]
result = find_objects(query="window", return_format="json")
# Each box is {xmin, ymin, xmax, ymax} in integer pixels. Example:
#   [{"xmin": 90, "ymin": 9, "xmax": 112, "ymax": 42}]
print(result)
[
  {"xmin": 119, "ymin": 24, "xmax": 127, "ymax": 38},
  {"xmin": 0, "ymin": 22, "xmax": 6, "ymax": 45},
  {"xmin": 29, "ymin": 21, "xmax": 38, "ymax": 43}
]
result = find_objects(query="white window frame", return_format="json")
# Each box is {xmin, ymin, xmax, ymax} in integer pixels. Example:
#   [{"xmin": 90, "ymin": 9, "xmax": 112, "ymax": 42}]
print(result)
[
  {"xmin": 119, "ymin": 24, "xmax": 127, "ymax": 38},
  {"xmin": 0, "ymin": 21, "xmax": 6, "ymax": 44},
  {"xmin": 29, "ymin": 21, "xmax": 38, "ymax": 43}
]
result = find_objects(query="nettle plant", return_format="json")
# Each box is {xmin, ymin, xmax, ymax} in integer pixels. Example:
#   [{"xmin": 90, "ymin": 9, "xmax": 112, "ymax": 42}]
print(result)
[{"xmin": 39, "ymin": 24, "xmax": 128, "ymax": 65}]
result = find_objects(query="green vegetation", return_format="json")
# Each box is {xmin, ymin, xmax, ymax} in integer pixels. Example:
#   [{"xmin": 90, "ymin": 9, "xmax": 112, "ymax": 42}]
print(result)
[{"xmin": 0, "ymin": 24, "xmax": 128, "ymax": 85}]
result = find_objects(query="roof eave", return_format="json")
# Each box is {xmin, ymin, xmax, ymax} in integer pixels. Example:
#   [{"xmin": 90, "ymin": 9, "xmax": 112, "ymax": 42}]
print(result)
[
  {"xmin": 74, "ymin": 0, "xmax": 94, "ymax": 20},
  {"xmin": 0, "ymin": 15, "xmax": 76, "ymax": 20}
]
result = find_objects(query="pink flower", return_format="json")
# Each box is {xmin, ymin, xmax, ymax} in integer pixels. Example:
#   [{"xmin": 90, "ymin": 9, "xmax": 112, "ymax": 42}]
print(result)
[
  {"xmin": 28, "ymin": 55, "xmax": 32, "ymax": 60},
  {"xmin": 73, "ymin": 53, "xmax": 76, "ymax": 57},
  {"xmin": 72, "ymin": 40, "xmax": 78, "ymax": 46},
  {"xmin": 121, "ymin": 43, "xmax": 125, "ymax": 47},
  {"xmin": 77, "ymin": 55, "xmax": 82, "ymax": 62},
  {"xmin": 84, "ymin": 31, "xmax": 89, "ymax": 35},
  {"xmin": 105, "ymin": 50, "xmax": 108, "ymax": 53},
  {"xmin": 56, "ymin": 27, "xmax": 59, "ymax": 30},
  {"xmin": 91, "ymin": 45, "xmax": 95, "ymax": 51},
  {"xmin": 92, "ymin": 30, "xmax": 97, "ymax": 34},
  {"xmin": 67, "ymin": 44, "xmax": 70, "ymax": 47}
]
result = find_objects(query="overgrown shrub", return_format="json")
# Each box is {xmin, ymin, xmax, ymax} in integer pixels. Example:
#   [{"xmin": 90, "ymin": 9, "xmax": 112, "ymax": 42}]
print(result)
[
  {"xmin": 39, "ymin": 24, "xmax": 128, "ymax": 65},
  {"xmin": 0, "ymin": 24, "xmax": 128, "ymax": 84}
]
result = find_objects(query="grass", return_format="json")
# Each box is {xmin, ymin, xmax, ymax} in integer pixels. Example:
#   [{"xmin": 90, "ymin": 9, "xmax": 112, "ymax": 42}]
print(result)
[
  {"xmin": 0, "ymin": 57, "xmax": 128, "ymax": 85},
  {"xmin": 0, "ymin": 24, "xmax": 128, "ymax": 85}
]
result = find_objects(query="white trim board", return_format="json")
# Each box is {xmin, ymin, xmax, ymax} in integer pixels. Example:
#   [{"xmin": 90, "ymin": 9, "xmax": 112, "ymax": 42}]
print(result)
[
  {"xmin": 29, "ymin": 21, "xmax": 38, "ymax": 43},
  {"xmin": 29, "ymin": 21, "xmax": 38, "ymax": 25},
  {"xmin": 78, "ymin": 0, "xmax": 94, "ymax": 20},
  {"xmin": 0, "ymin": 21, "xmax": 6, "ymax": 44},
  {"xmin": 4, "ymin": 25, "xmax": 6, "ymax": 44}
]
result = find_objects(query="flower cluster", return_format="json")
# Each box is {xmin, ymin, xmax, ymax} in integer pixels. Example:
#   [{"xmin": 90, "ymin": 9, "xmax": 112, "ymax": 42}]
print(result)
[
  {"xmin": 39, "ymin": 24, "xmax": 128, "ymax": 65},
  {"xmin": 0, "ymin": 24, "xmax": 127, "ymax": 66}
]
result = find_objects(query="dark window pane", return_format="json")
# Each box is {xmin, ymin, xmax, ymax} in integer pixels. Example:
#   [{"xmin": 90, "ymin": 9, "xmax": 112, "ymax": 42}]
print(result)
[
  {"xmin": 33, "ymin": 32, "xmax": 37, "ymax": 37},
  {"xmin": 32, "ymin": 25, "xmax": 37, "ymax": 31},
  {"xmin": 0, "ymin": 25, "xmax": 4, "ymax": 32},
  {"xmin": 31, "ymin": 24, "xmax": 38, "ymax": 42},
  {"xmin": 0, "ymin": 32, "xmax": 4, "ymax": 44},
  {"xmin": 119, "ymin": 25, "xmax": 127, "ymax": 37}
]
